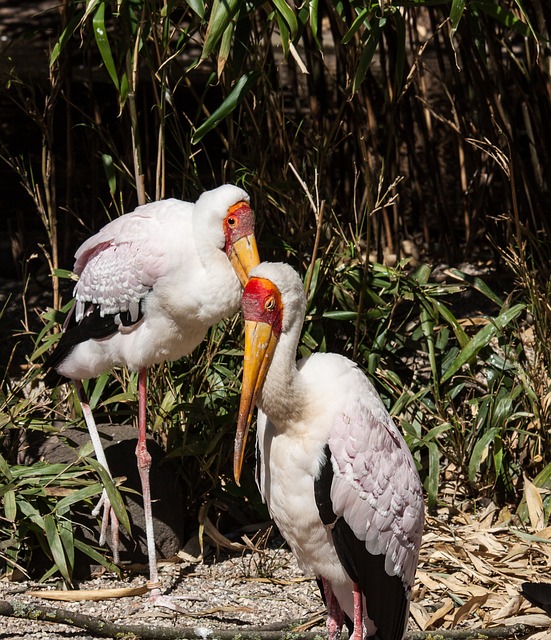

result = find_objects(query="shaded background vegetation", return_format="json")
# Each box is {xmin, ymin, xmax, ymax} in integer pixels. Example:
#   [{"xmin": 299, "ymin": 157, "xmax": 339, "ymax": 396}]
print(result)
[{"xmin": 0, "ymin": 0, "xmax": 550, "ymax": 582}]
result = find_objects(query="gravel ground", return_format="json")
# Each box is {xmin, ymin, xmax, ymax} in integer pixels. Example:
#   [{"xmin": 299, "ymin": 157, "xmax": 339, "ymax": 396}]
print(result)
[
  {"xmin": 3, "ymin": 506, "xmax": 551, "ymax": 639},
  {"xmin": 0, "ymin": 544, "xmax": 328, "ymax": 640}
]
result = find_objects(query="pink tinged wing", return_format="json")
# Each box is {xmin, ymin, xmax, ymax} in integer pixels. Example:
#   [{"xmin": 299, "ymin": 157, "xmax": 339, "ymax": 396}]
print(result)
[
  {"xmin": 328, "ymin": 394, "xmax": 424, "ymax": 592},
  {"xmin": 72, "ymin": 212, "xmax": 167, "ymax": 322}
]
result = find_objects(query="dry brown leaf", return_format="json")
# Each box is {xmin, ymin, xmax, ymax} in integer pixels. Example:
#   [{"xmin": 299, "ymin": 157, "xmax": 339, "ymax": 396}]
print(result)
[
  {"xmin": 26, "ymin": 586, "xmax": 149, "ymax": 601},
  {"xmin": 416, "ymin": 570, "xmax": 441, "ymax": 591},
  {"xmin": 525, "ymin": 631, "xmax": 551, "ymax": 640},
  {"xmin": 489, "ymin": 594, "xmax": 525, "ymax": 622},
  {"xmin": 409, "ymin": 601, "xmax": 431, "ymax": 630},
  {"xmin": 478, "ymin": 502, "xmax": 498, "ymax": 529},
  {"xmin": 425, "ymin": 598, "xmax": 454, "ymax": 629},
  {"xmin": 542, "ymin": 392, "xmax": 551, "ymax": 415},
  {"xmin": 451, "ymin": 593, "xmax": 489, "ymax": 627},
  {"xmin": 502, "ymin": 542, "xmax": 532, "ymax": 562},
  {"xmin": 292, "ymin": 611, "xmax": 326, "ymax": 632},
  {"xmin": 465, "ymin": 530, "xmax": 507, "ymax": 554},
  {"xmin": 194, "ymin": 605, "xmax": 256, "ymax": 616},
  {"xmin": 427, "ymin": 572, "xmax": 488, "ymax": 598},
  {"xmin": 536, "ymin": 527, "xmax": 551, "ymax": 540},
  {"xmin": 464, "ymin": 549, "xmax": 493, "ymax": 577},
  {"xmin": 490, "ymin": 612, "xmax": 550, "ymax": 627},
  {"xmin": 242, "ymin": 576, "xmax": 312, "ymax": 585},
  {"xmin": 525, "ymin": 473, "xmax": 546, "ymax": 531},
  {"xmin": 203, "ymin": 516, "xmax": 246, "ymax": 552}
]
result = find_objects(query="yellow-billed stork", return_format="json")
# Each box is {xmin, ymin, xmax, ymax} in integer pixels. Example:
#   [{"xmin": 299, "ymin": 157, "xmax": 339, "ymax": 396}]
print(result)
[
  {"xmin": 44, "ymin": 184, "xmax": 260, "ymax": 598},
  {"xmin": 233, "ymin": 262, "xmax": 424, "ymax": 640}
]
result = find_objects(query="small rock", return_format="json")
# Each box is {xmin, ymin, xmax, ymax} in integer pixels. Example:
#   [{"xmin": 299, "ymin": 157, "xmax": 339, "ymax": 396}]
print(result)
[{"xmin": 33, "ymin": 423, "xmax": 185, "ymax": 576}]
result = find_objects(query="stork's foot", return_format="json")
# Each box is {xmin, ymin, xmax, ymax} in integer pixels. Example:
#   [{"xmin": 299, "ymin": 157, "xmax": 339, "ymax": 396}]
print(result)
[{"xmin": 92, "ymin": 488, "xmax": 120, "ymax": 564}]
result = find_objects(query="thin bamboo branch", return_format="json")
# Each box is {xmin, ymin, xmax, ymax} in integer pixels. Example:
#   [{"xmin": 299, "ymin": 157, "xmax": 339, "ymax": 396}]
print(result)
[{"xmin": 0, "ymin": 600, "xmax": 539, "ymax": 640}]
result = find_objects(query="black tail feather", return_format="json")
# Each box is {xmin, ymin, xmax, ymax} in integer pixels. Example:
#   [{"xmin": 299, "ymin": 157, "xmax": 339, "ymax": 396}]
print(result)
[
  {"xmin": 42, "ymin": 305, "xmax": 119, "ymax": 388},
  {"xmin": 521, "ymin": 582, "xmax": 551, "ymax": 616}
]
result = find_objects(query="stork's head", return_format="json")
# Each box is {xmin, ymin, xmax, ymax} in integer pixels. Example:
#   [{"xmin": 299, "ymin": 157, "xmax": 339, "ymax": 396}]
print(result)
[
  {"xmin": 194, "ymin": 184, "xmax": 260, "ymax": 286},
  {"xmin": 234, "ymin": 262, "xmax": 306, "ymax": 484}
]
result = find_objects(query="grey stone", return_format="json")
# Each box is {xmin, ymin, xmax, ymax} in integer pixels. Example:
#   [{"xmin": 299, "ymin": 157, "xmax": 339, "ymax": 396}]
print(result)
[{"xmin": 35, "ymin": 423, "xmax": 185, "ymax": 576}]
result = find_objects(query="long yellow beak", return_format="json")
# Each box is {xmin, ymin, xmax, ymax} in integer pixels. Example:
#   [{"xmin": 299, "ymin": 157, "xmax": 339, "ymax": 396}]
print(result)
[
  {"xmin": 229, "ymin": 235, "xmax": 260, "ymax": 287},
  {"xmin": 234, "ymin": 319, "xmax": 278, "ymax": 485}
]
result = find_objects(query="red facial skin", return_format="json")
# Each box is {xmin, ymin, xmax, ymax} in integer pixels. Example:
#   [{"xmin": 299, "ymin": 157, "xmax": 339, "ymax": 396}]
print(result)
[
  {"xmin": 223, "ymin": 202, "xmax": 255, "ymax": 255},
  {"xmin": 241, "ymin": 277, "xmax": 283, "ymax": 339}
]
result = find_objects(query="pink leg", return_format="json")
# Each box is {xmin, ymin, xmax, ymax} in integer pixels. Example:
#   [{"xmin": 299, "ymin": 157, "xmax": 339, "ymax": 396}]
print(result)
[
  {"xmin": 322, "ymin": 577, "xmax": 345, "ymax": 640},
  {"xmin": 135, "ymin": 368, "xmax": 160, "ymax": 593},
  {"xmin": 351, "ymin": 582, "xmax": 363, "ymax": 640},
  {"xmin": 75, "ymin": 380, "xmax": 120, "ymax": 563}
]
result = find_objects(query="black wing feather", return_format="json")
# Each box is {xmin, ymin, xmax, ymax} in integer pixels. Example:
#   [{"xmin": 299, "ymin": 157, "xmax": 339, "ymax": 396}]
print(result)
[
  {"xmin": 521, "ymin": 582, "xmax": 551, "ymax": 616},
  {"xmin": 43, "ymin": 304, "xmax": 143, "ymax": 387},
  {"xmin": 315, "ymin": 445, "xmax": 409, "ymax": 640}
]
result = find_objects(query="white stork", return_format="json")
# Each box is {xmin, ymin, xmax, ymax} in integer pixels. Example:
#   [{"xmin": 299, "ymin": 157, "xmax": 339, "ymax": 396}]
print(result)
[
  {"xmin": 44, "ymin": 184, "xmax": 260, "ymax": 598},
  {"xmin": 233, "ymin": 262, "xmax": 424, "ymax": 640}
]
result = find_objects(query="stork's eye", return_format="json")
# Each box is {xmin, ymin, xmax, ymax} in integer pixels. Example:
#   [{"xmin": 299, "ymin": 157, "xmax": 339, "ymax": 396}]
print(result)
[
  {"xmin": 265, "ymin": 297, "xmax": 276, "ymax": 311},
  {"xmin": 227, "ymin": 216, "xmax": 237, "ymax": 227}
]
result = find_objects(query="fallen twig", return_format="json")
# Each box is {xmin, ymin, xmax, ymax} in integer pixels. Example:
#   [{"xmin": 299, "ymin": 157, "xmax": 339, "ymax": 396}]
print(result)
[
  {"xmin": 26, "ymin": 585, "xmax": 149, "ymax": 601},
  {"xmin": 0, "ymin": 599, "xmax": 539, "ymax": 640}
]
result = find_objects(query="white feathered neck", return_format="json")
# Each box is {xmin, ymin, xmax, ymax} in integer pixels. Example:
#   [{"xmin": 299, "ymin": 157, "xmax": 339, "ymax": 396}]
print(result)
[{"xmin": 250, "ymin": 263, "xmax": 311, "ymax": 429}]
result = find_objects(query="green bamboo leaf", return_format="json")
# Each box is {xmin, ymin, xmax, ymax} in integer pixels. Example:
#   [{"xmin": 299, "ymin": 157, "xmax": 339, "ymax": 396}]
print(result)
[
  {"xmin": 276, "ymin": 12, "xmax": 290, "ymax": 59},
  {"xmin": 83, "ymin": 0, "xmax": 102, "ymax": 23},
  {"xmin": 53, "ymin": 268, "xmax": 78, "ymax": 280},
  {"xmin": 491, "ymin": 393, "xmax": 513, "ymax": 430},
  {"xmin": 446, "ymin": 268, "xmax": 503, "ymax": 306},
  {"xmin": 50, "ymin": 14, "xmax": 82, "ymax": 67},
  {"xmin": 44, "ymin": 514, "xmax": 72, "ymax": 583},
  {"xmin": 322, "ymin": 311, "xmax": 358, "ymax": 321},
  {"xmin": 309, "ymin": 0, "xmax": 320, "ymax": 46},
  {"xmin": 185, "ymin": 0, "xmax": 205, "ymax": 18},
  {"xmin": 119, "ymin": 71, "xmax": 129, "ymax": 108},
  {"xmin": 56, "ymin": 483, "xmax": 103, "ymax": 512},
  {"xmin": 511, "ymin": 0, "xmax": 538, "ymax": 41},
  {"xmin": 472, "ymin": 0, "xmax": 530, "ymax": 36},
  {"xmin": 10, "ymin": 463, "xmax": 75, "ymax": 479},
  {"xmin": 192, "ymin": 71, "xmax": 261, "ymax": 144},
  {"xmin": 93, "ymin": 2, "xmax": 120, "ymax": 90},
  {"xmin": 102, "ymin": 154, "xmax": 117, "ymax": 196},
  {"xmin": 342, "ymin": 8, "xmax": 369, "ymax": 45},
  {"xmin": 450, "ymin": 0, "xmax": 466, "ymax": 36},
  {"xmin": 440, "ymin": 303, "xmax": 525, "ymax": 383},
  {"xmin": 392, "ymin": 9, "xmax": 406, "ymax": 99},
  {"xmin": 468, "ymin": 427, "xmax": 498, "ymax": 485},
  {"xmin": 4, "ymin": 489, "xmax": 16, "ymax": 522},
  {"xmin": 493, "ymin": 435, "xmax": 503, "ymax": 478},
  {"xmin": 101, "ymin": 390, "xmax": 137, "ymax": 405},
  {"xmin": 32, "ymin": 333, "xmax": 62, "ymax": 360},
  {"xmin": 217, "ymin": 17, "xmax": 234, "ymax": 77},
  {"xmin": 0, "ymin": 453, "xmax": 14, "ymax": 482},
  {"xmin": 74, "ymin": 537, "xmax": 120, "ymax": 573},
  {"xmin": 419, "ymin": 305, "xmax": 438, "ymax": 393},
  {"xmin": 272, "ymin": 0, "xmax": 298, "ymax": 40},
  {"xmin": 85, "ymin": 457, "xmax": 131, "ymax": 535},
  {"xmin": 351, "ymin": 22, "xmax": 382, "ymax": 94},
  {"xmin": 412, "ymin": 264, "xmax": 432, "ymax": 285},
  {"xmin": 431, "ymin": 298, "xmax": 469, "ymax": 348},
  {"xmin": 426, "ymin": 442, "xmax": 440, "ymax": 512},
  {"xmin": 89, "ymin": 372, "xmax": 110, "ymax": 410},
  {"xmin": 202, "ymin": 0, "xmax": 244, "ymax": 60},
  {"xmin": 79, "ymin": 441, "xmax": 96, "ymax": 459},
  {"xmin": 59, "ymin": 518, "xmax": 75, "ymax": 571}
]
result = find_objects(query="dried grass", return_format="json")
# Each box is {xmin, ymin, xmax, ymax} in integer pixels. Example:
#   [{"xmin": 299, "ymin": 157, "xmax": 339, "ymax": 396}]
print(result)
[{"xmin": 414, "ymin": 502, "xmax": 551, "ymax": 636}]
